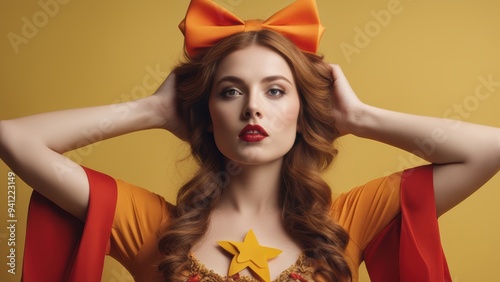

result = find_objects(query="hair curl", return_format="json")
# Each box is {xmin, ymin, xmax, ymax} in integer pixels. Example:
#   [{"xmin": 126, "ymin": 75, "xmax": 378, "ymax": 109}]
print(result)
[{"xmin": 158, "ymin": 30, "xmax": 352, "ymax": 281}]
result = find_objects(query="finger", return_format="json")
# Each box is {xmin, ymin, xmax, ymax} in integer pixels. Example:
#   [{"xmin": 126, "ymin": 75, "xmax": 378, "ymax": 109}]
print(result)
[
  {"xmin": 330, "ymin": 64, "xmax": 355, "ymax": 95},
  {"xmin": 329, "ymin": 64, "xmax": 346, "ymax": 81}
]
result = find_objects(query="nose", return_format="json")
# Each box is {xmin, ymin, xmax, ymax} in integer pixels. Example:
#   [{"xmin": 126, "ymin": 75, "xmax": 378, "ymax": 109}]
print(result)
[{"xmin": 241, "ymin": 92, "xmax": 262, "ymax": 120}]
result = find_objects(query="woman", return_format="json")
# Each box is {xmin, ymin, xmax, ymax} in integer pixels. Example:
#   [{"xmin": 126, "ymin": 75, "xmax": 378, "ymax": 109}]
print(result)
[{"xmin": 1, "ymin": 0, "xmax": 500, "ymax": 281}]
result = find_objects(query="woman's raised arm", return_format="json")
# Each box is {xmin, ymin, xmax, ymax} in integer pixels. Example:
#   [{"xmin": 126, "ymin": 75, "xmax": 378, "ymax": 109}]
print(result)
[
  {"xmin": 330, "ymin": 64, "xmax": 500, "ymax": 216},
  {"xmin": 0, "ymin": 73, "xmax": 181, "ymax": 221}
]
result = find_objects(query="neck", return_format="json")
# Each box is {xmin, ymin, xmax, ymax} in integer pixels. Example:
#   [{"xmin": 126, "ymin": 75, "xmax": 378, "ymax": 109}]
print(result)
[{"xmin": 217, "ymin": 158, "xmax": 284, "ymax": 215}]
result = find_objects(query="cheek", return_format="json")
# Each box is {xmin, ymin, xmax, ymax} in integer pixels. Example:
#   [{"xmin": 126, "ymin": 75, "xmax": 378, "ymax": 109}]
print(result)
[
  {"xmin": 209, "ymin": 103, "xmax": 238, "ymax": 136},
  {"xmin": 268, "ymin": 99, "xmax": 301, "ymax": 134}
]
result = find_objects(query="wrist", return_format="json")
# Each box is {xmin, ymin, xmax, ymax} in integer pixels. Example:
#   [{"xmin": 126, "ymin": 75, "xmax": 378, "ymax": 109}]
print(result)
[
  {"xmin": 344, "ymin": 104, "xmax": 377, "ymax": 138},
  {"xmin": 136, "ymin": 96, "xmax": 169, "ymax": 130}
]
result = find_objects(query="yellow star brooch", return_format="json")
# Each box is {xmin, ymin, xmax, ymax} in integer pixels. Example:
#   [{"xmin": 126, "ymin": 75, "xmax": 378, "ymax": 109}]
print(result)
[{"xmin": 218, "ymin": 229, "xmax": 282, "ymax": 282}]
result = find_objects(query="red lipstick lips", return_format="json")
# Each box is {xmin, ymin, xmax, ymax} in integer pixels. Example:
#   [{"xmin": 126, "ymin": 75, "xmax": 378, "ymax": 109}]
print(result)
[{"xmin": 238, "ymin": 124, "xmax": 268, "ymax": 142}]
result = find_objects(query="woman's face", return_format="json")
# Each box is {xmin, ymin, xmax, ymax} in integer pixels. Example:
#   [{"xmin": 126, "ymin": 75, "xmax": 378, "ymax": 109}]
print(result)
[{"xmin": 208, "ymin": 45, "xmax": 301, "ymax": 165}]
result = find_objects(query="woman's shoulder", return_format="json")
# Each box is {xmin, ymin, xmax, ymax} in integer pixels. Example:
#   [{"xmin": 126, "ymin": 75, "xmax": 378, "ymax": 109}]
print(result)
[
  {"xmin": 108, "ymin": 177, "xmax": 175, "ymax": 268},
  {"xmin": 331, "ymin": 170, "xmax": 403, "ymax": 213},
  {"xmin": 114, "ymin": 178, "xmax": 174, "ymax": 225},
  {"xmin": 329, "ymin": 170, "xmax": 404, "ymax": 248},
  {"xmin": 329, "ymin": 166, "xmax": 435, "ymax": 251}
]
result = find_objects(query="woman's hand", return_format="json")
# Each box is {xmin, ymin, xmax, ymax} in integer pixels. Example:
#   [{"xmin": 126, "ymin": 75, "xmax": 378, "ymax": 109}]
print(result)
[
  {"xmin": 329, "ymin": 64, "xmax": 366, "ymax": 136},
  {"xmin": 151, "ymin": 72, "xmax": 188, "ymax": 140}
]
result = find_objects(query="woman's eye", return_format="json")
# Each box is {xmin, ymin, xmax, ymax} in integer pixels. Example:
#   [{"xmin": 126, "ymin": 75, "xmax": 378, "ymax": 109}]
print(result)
[
  {"xmin": 221, "ymin": 89, "xmax": 242, "ymax": 98},
  {"xmin": 267, "ymin": 88, "xmax": 286, "ymax": 97}
]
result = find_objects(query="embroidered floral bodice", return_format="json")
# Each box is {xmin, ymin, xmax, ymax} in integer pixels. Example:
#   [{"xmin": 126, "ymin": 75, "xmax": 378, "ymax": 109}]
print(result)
[{"xmin": 185, "ymin": 254, "xmax": 316, "ymax": 282}]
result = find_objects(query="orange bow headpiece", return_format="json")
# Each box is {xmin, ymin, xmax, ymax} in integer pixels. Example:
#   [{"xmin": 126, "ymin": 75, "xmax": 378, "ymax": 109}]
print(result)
[{"xmin": 179, "ymin": 0, "xmax": 325, "ymax": 58}]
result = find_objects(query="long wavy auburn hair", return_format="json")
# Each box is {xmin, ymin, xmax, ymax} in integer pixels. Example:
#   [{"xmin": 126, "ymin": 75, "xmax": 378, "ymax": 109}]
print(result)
[{"xmin": 158, "ymin": 30, "xmax": 352, "ymax": 281}]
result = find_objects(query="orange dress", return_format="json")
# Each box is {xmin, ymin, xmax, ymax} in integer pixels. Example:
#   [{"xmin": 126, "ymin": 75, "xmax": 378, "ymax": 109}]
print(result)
[
  {"xmin": 22, "ymin": 165, "xmax": 451, "ymax": 282},
  {"xmin": 108, "ymin": 171, "xmax": 401, "ymax": 281}
]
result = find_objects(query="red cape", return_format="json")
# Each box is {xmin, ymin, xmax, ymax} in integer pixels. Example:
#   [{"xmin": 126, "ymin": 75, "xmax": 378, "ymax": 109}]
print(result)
[
  {"xmin": 22, "ymin": 166, "xmax": 451, "ymax": 281},
  {"xmin": 22, "ymin": 167, "xmax": 117, "ymax": 282},
  {"xmin": 364, "ymin": 166, "xmax": 452, "ymax": 281}
]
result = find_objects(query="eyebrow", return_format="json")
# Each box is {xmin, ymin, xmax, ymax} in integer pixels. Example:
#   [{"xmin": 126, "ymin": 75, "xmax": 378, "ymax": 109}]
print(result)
[{"xmin": 215, "ymin": 75, "xmax": 293, "ymax": 87}]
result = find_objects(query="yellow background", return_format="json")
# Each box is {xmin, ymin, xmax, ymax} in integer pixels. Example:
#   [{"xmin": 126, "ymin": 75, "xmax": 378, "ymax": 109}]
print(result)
[{"xmin": 1, "ymin": 0, "xmax": 499, "ymax": 281}]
